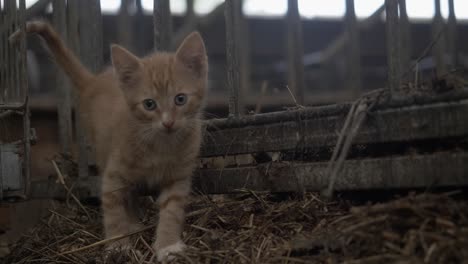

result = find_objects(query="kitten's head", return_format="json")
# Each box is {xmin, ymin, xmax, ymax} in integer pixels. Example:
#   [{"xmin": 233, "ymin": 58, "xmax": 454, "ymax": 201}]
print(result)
[{"xmin": 111, "ymin": 32, "xmax": 208, "ymax": 134}]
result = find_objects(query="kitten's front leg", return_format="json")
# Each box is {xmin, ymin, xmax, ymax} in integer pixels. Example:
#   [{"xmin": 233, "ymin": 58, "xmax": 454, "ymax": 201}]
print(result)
[
  {"xmin": 154, "ymin": 178, "xmax": 191, "ymax": 261},
  {"xmin": 101, "ymin": 170, "xmax": 143, "ymax": 250}
]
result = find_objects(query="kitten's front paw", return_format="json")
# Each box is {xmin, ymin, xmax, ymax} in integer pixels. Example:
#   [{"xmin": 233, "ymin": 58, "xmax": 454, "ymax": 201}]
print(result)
[{"xmin": 156, "ymin": 241, "xmax": 186, "ymax": 262}]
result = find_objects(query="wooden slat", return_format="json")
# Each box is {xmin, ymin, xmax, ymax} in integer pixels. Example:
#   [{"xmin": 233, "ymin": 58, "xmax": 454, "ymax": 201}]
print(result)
[
  {"xmin": 67, "ymin": 0, "xmax": 88, "ymax": 179},
  {"xmin": 153, "ymin": 0, "xmax": 172, "ymax": 51},
  {"xmin": 53, "ymin": 0, "xmax": 72, "ymax": 154},
  {"xmin": 29, "ymin": 151, "xmax": 468, "ymax": 198},
  {"xmin": 399, "ymin": 0, "xmax": 411, "ymax": 73},
  {"xmin": 286, "ymin": 0, "xmax": 305, "ymax": 104},
  {"xmin": 432, "ymin": 0, "xmax": 446, "ymax": 76},
  {"xmin": 194, "ymin": 152, "xmax": 468, "ymax": 193},
  {"xmin": 447, "ymin": 0, "xmax": 457, "ymax": 68},
  {"xmin": 385, "ymin": 0, "xmax": 401, "ymax": 97},
  {"xmin": 201, "ymin": 98, "xmax": 468, "ymax": 157},
  {"xmin": 79, "ymin": 0, "xmax": 103, "ymax": 73},
  {"xmin": 225, "ymin": 0, "xmax": 242, "ymax": 117},
  {"xmin": 78, "ymin": 0, "xmax": 102, "ymax": 167},
  {"xmin": 345, "ymin": 0, "xmax": 361, "ymax": 98}
]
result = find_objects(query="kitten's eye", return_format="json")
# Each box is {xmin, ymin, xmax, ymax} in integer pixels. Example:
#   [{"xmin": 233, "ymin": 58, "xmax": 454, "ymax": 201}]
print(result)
[
  {"xmin": 142, "ymin": 99, "xmax": 157, "ymax": 110},
  {"xmin": 174, "ymin": 93, "xmax": 187, "ymax": 106}
]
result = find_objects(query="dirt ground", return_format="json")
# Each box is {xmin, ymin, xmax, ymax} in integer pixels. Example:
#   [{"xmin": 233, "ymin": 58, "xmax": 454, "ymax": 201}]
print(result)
[{"xmin": 2, "ymin": 189, "xmax": 468, "ymax": 264}]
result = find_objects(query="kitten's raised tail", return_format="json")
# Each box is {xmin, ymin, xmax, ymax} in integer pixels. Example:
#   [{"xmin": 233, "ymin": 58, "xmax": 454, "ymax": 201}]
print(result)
[{"xmin": 10, "ymin": 21, "xmax": 93, "ymax": 89}]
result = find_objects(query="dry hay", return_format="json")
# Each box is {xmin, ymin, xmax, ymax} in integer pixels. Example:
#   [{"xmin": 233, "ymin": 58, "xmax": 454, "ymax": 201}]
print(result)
[{"xmin": 2, "ymin": 189, "xmax": 468, "ymax": 264}]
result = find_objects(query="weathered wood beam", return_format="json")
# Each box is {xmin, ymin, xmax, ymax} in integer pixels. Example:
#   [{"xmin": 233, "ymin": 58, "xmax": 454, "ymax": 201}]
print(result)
[
  {"xmin": 385, "ymin": 0, "xmax": 401, "ymax": 97},
  {"xmin": 447, "ymin": 0, "xmax": 457, "ymax": 68},
  {"xmin": 194, "ymin": 152, "xmax": 468, "ymax": 193},
  {"xmin": 432, "ymin": 0, "xmax": 446, "ymax": 76},
  {"xmin": 286, "ymin": 0, "xmax": 305, "ymax": 104},
  {"xmin": 78, "ymin": 0, "xmax": 102, "ymax": 168},
  {"xmin": 154, "ymin": 0, "xmax": 172, "ymax": 51},
  {"xmin": 399, "ymin": 0, "xmax": 411, "ymax": 73},
  {"xmin": 53, "ymin": 0, "xmax": 72, "ymax": 154},
  {"xmin": 67, "ymin": 0, "xmax": 88, "ymax": 179},
  {"xmin": 30, "ymin": 151, "xmax": 468, "ymax": 198},
  {"xmin": 225, "ymin": 0, "xmax": 243, "ymax": 117},
  {"xmin": 201, "ymin": 96, "xmax": 468, "ymax": 157},
  {"xmin": 345, "ymin": 0, "xmax": 361, "ymax": 98}
]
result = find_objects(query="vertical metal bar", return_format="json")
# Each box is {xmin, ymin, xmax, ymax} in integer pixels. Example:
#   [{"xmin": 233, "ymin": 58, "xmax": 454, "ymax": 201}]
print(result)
[
  {"xmin": 286, "ymin": 0, "xmax": 305, "ymax": 105},
  {"xmin": 68, "ymin": 0, "xmax": 88, "ymax": 179},
  {"xmin": 225, "ymin": 0, "xmax": 241, "ymax": 117},
  {"xmin": 53, "ymin": 0, "xmax": 72, "ymax": 154},
  {"xmin": 19, "ymin": 0, "xmax": 30, "ymax": 197},
  {"xmin": 447, "ymin": 0, "xmax": 457, "ymax": 68},
  {"xmin": 399, "ymin": 0, "xmax": 411, "ymax": 74},
  {"xmin": 345, "ymin": 0, "xmax": 361, "ymax": 98},
  {"xmin": 154, "ymin": 0, "xmax": 172, "ymax": 51},
  {"xmin": 385, "ymin": 0, "xmax": 400, "ymax": 96},
  {"xmin": 79, "ymin": 0, "xmax": 102, "ymax": 167},
  {"xmin": 432, "ymin": 0, "xmax": 446, "ymax": 76}
]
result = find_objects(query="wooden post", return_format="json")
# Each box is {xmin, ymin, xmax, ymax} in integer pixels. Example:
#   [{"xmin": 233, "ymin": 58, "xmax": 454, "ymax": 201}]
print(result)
[
  {"xmin": 154, "ymin": 0, "xmax": 172, "ymax": 51},
  {"xmin": 286, "ymin": 0, "xmax": 305, "ymax": 105},
  {"xmin": 0, "ymin": 3, "xmax": 5, "ymax": 103},
  {"xmin": 186, "ymin": 0, "xmax": 195, "ymax": 21},
  {"xmin": 385, "ymin": 0, "xmax": 400, "ymax": 97},
  {"xmin": 79, "ymin": 0, "xmax": 103, "ymax": 73},
  {"xmin": 118, "ymin": 0, "xmax": 133, "ymax": 49},
  {"xmin": 78, "ymin": 0, "xmax": 102, "ymax": 167},
  {"xmin": 399, "ymin": 0, "xmax": 411, "ymax": 72},
  {"xmin": 345, "ymin": 0, "xmax": 361, "ymax": 98},
  {"xmin": 239, "ymin": 0, "xmax": 250, "ymax": 109},
  {"xmin": 67, "ymin": 0, "xmax": 88, "ymax": 179},
  {"xmin": 432, "ymin": 0, "xmax": 446, "ymax": 76},
  {"xmin": 53, "ymin": 0, "xmax": 72, "ymax": 154},
  {"xmin": 447, "ymin": 0, "xmax": 457, "ymax": 68},
  {"xmin": 225, "ymin": 0, "xmax": 242, "ymax": 117},
  {"xmin": 19, "ymin": 0, "xmax": 31, "ymax": 196}
]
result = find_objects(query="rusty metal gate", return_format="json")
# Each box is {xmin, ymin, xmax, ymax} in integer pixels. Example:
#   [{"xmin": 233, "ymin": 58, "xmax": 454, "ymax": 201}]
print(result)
[{"xmin": 0, "ymin": 0, "xmax": 32, "ymax": 200}]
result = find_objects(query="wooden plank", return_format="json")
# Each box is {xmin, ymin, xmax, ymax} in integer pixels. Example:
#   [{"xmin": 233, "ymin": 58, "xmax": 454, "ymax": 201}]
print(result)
[
  {"xmin": 399, "ymin": 0, "xmax": 411, "ymax": 73},
  {"xmin": 29, "ymin": 151, "xmax": 468, "ymax": 198},
  {"xmin": 201, "ymin": 98, "xmax": 468, "ymax": 157},
  {"xmin": 432, "ymin": 0, "xmax": 446, "ymax": 76},
  {"xmin": 345, "ymin": 0, "xmax": 361, "ymax": 98},
  {"xmin": 118, "ymin": 0, "xmax": 133, "ymax": 49},
  {"xmin": 53, "ymin": 0, "xmax": 72, "ymax": 154},
  {"xmin": 78, "ymin": 0, "xmax": 102, "ymax": 167},
  {"xmin": 385, "ymin": 0, "xmax": 401, "ymax": 97},
  {"xmin": 67, "ymin": 0, "xmax": 88, "ymax": 179},
  {"xmin": 225, "ymin": 0, "xmax": 242, "ymax": 117},
  {"xmin": 19, "ymin": 0, "xmax": 30, "ymax": 197},
  {"xmin": 286, "ymin": 0, "xmax": 305, "ymax": 105},
  {"xmin": 79, "ymin": 0, "xmax": 103, "ymax": 73},
  {"xmin": 194, "ymin": 151, "xmax": 468, "ymax": 193},
  {"xmin": 447, "ymin": 0, "xmax": 457, "ymax": 68},
  {"xmin": 153, "ymin": 0, "xmax": 172, "ymax": 51}
]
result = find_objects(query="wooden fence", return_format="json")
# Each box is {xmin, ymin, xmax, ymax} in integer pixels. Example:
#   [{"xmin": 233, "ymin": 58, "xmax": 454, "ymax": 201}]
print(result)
[
  {"xmin": 1, "ymin": 0, "xmax": 466, "ymax": 199},
  {"xmin": 0, "ymin": 0, "xmax": 31, "ymax": 200}
]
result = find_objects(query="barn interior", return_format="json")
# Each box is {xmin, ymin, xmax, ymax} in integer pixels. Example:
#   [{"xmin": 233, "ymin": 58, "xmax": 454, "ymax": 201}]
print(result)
[{"xmin": 1, "ymin": 0, "xmax": 468, "ymax": 263}]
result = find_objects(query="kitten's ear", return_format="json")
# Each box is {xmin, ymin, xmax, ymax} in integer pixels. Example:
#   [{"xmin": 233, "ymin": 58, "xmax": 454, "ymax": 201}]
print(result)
[
  {"xmin": 111, "ymin": 44, "xmax": 142, "ymax": 85},
  {"xmin": 175, "ymin": 32, "xmax": 208, "ymax": 78}
]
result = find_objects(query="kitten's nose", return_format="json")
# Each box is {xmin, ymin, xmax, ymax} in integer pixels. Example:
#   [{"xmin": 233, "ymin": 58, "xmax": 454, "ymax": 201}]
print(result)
[{"xmin": 163, "ymin": 120, "xmax": 174, "ymax": 129}]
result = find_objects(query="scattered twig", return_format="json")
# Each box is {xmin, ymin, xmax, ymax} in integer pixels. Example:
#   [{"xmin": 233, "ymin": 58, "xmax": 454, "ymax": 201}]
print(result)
[{"xmin": 51, "ymin": 160, "xmax": 91, "ymax": 220}]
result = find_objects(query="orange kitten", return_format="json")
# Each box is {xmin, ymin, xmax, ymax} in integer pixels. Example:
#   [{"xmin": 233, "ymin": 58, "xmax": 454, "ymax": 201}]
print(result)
[{"xmin": 12, "ymin": 21, "xmax": 208, "ymax": 261}]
